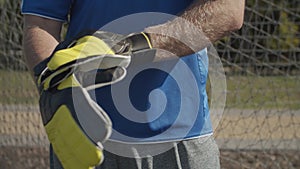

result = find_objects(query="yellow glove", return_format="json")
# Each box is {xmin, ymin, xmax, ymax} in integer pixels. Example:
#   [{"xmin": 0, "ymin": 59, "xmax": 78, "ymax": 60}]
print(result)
[{"xmin": 34, "ymin": 31, "xmax": 152, "ymax": 169}]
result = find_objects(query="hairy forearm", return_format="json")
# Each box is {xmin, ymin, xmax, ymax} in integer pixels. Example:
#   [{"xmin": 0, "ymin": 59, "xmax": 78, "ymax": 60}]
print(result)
[
  {"xmin": 23, "ymin": 15, "xmax": 62, "ymax": 71},
  {"xmin": 23, "ymin": 27, "xmax": 59, "ymax": 70},
  {"xmin": 146, "ymin": 0, "xmax": 245, "ymax": 59}
]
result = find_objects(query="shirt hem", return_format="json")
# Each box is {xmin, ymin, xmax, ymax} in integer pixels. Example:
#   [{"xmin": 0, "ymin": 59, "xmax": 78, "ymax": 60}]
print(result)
[
  {"xmin": 21, "ymin": 12, "xmax": 66, "ymax": 22},
  {"xmin": 107, "ymin": 132, "xmax": 214, "ymax": 145}
]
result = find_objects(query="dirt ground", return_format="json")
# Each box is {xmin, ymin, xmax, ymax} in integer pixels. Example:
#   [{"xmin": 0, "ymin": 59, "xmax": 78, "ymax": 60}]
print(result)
[
  {"xmin": 0, "ymin": 147, "xmax": 299, "ymax": 169},
  {"xmin": 220, "ymin": 150, "xmax": 300, "ymax": 169},
  {"xmin": 1, "ymin": 108, "xmax": 299, "ymax": 169}
]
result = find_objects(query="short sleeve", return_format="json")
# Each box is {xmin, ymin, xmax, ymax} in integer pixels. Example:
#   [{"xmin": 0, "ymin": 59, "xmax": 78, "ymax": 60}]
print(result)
[{"xmin": 21, "ymin": 0, "xmax": 72, "ymax": 22}]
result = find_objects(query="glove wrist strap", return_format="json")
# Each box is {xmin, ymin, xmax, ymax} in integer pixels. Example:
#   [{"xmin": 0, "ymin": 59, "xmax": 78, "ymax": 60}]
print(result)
[
  {"xmin": 33, "ymin": 57, "xmax": 51, "ymax": 77},
  {"xmin": 126, "ymin": 32, "xmax": 152, "ymax": 53}
]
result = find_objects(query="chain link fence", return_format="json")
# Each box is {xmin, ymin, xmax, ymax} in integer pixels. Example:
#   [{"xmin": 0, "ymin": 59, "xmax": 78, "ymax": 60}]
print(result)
[{"xmin": 0, "ymin": 0, "xmax": 299, "ymax": 168}]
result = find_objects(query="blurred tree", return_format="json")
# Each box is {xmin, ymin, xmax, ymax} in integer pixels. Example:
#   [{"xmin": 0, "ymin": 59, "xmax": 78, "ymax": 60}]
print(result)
[
  {"xmin": 0, "ymin": 0, "xmax": 25, "ymax": 70},
  {"xmin": 215, "ymin": 0, "xmax": 300, "ymax": 75},
  {"xmin": 267, "ymin": 3, "xmax": 300, "ymax": 50}
]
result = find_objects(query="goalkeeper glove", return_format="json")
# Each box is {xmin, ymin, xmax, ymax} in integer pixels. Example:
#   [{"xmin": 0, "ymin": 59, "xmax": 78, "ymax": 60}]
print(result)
[{"xmin": 34, "ymin": 31, "xmax": 152, "ymax": 169}]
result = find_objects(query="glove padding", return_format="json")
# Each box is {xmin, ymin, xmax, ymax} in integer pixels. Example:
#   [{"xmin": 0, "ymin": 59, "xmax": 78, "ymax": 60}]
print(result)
[{"xmin": 34, "ymin": 30, "xmax": 152, "ymax": 169}]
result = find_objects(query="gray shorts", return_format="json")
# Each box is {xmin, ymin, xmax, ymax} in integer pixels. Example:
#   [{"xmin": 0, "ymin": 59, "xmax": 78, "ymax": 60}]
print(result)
[{"xmin": 50, "ymin": 136, "xmax": 220, "ymax": 169}]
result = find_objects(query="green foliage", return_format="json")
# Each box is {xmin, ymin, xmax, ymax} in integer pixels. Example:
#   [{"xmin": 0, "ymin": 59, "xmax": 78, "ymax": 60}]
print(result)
[
  {"xmin": 267, "ymin": 11, "xmax": 300, "ymax": 50},
  {"xmin": 0, "ymin": 0, "xmax": 24, "ymax": 70},
  {"xmin": 236, "ymin": 0, "xmax": 300, "ymax": 51}
]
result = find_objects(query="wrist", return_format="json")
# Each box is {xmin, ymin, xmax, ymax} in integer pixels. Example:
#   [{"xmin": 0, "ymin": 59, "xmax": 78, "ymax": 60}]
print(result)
[{"xmin": 145, "ymin": 24, "xmax": 194, "ymax": 58}]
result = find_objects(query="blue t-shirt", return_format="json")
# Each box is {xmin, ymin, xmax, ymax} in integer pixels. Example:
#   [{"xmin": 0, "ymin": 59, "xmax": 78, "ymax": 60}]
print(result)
[{"xmin": 22, "ymin": 0, "xmax": 213, "ymax": 143}]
